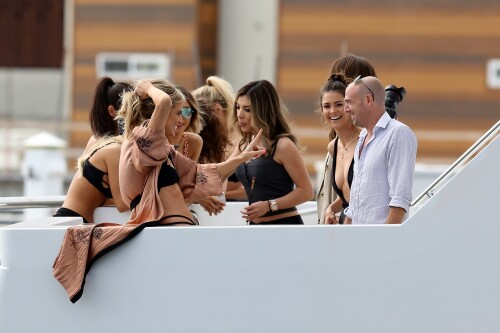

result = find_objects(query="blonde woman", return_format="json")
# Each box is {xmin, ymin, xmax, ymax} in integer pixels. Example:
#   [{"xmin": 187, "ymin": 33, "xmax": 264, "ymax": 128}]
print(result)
[
  {"xmin": 166, "ymin": 86, "xmax": 204, "ymax": 161},
  {"xmin": 193, "ymin": 76, "xmax": 247, "ymax": 211},
  {"xmin": 192, "ymin": 76, "xmax": 235, "ymax": 128}
]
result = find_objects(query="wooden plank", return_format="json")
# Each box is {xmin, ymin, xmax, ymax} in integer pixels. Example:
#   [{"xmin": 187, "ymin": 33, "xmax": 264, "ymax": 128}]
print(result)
[
  {"xmin": 281, "ymin": 9, "xmax": 500, "ymax": 38},
  {"xmin": 76, "ymin": 0, "xmax": 195, "ymax": 5},
  {"xmin": 74, "ymin": 23, "xmax": 194, "ymax": 52}
]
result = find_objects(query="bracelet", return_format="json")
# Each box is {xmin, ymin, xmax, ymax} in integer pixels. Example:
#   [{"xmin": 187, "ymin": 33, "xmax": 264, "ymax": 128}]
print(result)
[{"xmin": 267, "ymin": 200, "xmax": 272, "ymax": 211}]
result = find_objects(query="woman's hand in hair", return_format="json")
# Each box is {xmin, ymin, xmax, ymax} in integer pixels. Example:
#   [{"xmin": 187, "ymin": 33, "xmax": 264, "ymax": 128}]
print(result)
[{"xmin": 135, "ymin": 80, "xmax": 153, "ymax": 100}]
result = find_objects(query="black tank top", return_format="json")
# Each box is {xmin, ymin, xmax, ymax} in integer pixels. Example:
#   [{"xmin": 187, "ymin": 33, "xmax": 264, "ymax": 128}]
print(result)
[
  {"xmin": 234, "ymin": 140, "xmax": 296, "ymax": 217},
  {"xmin": 331, "ymin": 137, "xmax": 354, "ymax": 208},
  {"xmin": 82, "ymin": 142, "xmax": 116, "ymax": 198}
]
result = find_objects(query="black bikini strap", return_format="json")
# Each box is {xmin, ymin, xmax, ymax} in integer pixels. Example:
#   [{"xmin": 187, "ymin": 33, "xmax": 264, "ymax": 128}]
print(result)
[
  {"xmin": 129, "ymin": 193, "xmax": 142, "ymax": 210},
  {"xmin": 89, "ymin": 141, "xmax": 118, "ymax": 158},
  {"xmin": 161, "ymin": 214, "xmax": 195, "ymax": 224}
]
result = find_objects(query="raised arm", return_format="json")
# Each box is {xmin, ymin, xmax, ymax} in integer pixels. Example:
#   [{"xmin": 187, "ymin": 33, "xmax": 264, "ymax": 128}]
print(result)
[
  {"xmin": 134, "ymin": 80, "xmax": 172, "ymax": 130},
  {"xmin": 215, "ymin": 129, "xmax": 265, "ymax": 181}
]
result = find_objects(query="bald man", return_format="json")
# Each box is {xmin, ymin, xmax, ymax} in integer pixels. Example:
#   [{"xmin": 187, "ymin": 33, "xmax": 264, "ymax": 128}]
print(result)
[{"xmin": 343, "ymin": 76, "xmax": 417, "ymax": 224}]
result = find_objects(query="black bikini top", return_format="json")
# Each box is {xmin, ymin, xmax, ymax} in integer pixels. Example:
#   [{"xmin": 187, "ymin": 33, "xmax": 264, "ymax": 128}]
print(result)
[
  {"xmin": 331, "ymin": 137, "xmax": 355, "ymax": 208},
  {"xmin": 82, "ymin": 143, "xmax": 115, "ymax": 198},
  {"xmin": 129, "ymin": 154, "xmax": 180, "ymax": 211},
  {"xmin": 157, "ymin": 154, "xmax": 179, "ymax": 191}
]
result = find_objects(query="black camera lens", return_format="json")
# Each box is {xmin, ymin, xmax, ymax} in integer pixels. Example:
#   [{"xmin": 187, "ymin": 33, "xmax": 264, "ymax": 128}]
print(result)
[{"xmin": 385, "ymin": 85, "xmax": 406, "ymax": 119}]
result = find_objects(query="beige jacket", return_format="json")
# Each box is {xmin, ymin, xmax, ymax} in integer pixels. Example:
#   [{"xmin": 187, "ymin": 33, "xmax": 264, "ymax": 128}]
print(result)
[{"xmin": 316, "ymin": 152, "xmax": 337, "ymax": 224}]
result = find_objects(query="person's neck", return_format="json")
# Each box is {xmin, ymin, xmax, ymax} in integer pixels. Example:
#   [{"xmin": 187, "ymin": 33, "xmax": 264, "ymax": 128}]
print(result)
[
  {"xmin": 167, "ymin": 131, "xmax": 184, "ymax": 145},
  {"xmin": 365, "ymin": 111, "xmax": 385, "ymax": 136},
  {"xmin": 336, "ymin": 126, "xmax": 360, "ymax": 146}
]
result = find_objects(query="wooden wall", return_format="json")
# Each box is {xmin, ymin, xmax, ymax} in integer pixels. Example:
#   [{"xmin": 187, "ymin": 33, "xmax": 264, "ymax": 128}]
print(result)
[
  {"xmin": 278, "ymin": 0, "xmax": 500, "ymax": 160},
  {"xmin": 0, "ymin": 0, "xmax": 63, "ymax": 67},
  {"xmin": 70, "ymin": 0, "xmax": 500, "ymax": 162},
  {"xmin": 71, "ymin": 0, "xmax": 216, "ymax": 147}
]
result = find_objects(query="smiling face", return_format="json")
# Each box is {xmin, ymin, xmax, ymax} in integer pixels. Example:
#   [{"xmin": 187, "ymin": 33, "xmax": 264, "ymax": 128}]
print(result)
[
  {"xmin": 174, "ymin": 100, "xmax": 192, "ymax": 135},
  {"xmin": 236, "ymin": 95, "xmax": 255, "ymax": 134},
  {"xmin": 165, "ymin": 103, "xmax": 183, "ymax": 137},
  {"xmin": 321, "ymin": 90, "xmax": 352, "ymax": 131},
  {"xmin": 344, "ymin": 84, "xmax": 367, "ymax": 128}
]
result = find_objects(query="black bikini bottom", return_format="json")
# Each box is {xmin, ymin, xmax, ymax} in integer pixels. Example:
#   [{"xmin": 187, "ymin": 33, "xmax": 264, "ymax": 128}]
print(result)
[
  {"xmin": 158, "ymin": 214, "xmax": 196, "ymax": 226},
  {"xmin": 53, "ymin": 207, "xmax": 90, "ymax": 224}
]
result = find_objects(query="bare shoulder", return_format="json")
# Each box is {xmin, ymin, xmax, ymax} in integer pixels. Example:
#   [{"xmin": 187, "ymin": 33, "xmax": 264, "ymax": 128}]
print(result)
[
  {"xmin": 274, "ymin": 136, "xmax": 300, "ymax": 164},
  {"xmin": 185, "ymin": 132, "xmax": 203, "ymax": 145},
  {"xmin": 275, "ymin": 136, "xmax": 298, "ymax": 151},
  {"xmin": 327, "ymin": 139, "xmax": 336, "ymax": 155},
  {"xmin": 99, "ymin": 141, "xmax": 122, "ymax": 161}
]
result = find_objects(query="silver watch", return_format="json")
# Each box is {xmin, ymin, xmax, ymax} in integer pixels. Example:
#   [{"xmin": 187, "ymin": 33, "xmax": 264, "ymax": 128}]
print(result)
[{"xmin": 269, "ymin": 199, "xmax": 278, "ymax": 212}]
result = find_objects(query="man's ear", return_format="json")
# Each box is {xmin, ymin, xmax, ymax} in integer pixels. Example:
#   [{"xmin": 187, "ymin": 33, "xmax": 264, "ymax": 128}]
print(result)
[{"xmin": 108, "ymin": 105, "xmax": 117, "ymax": 118}]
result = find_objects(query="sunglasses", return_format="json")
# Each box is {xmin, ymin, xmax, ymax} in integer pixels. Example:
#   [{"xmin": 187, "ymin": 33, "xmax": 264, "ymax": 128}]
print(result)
[
  {"xmin": 353, "ymin": 75, "xmax": 375, "ymax": 101},
  {"xmin": 181, "ymin": 107, "xmax": 194, "ymax": 118}
]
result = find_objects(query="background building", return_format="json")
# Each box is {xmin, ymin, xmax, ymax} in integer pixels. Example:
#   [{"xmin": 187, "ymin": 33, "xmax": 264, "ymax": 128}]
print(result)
[{"xmin": 1, "ymin": 0, "xmax": 499, "ymax": 181}]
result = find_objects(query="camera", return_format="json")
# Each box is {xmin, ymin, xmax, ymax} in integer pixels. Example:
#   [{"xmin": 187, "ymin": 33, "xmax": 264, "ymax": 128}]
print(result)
[{"xmin": 385, "ymin": 85, "xmax": 406, "ymax": 119}]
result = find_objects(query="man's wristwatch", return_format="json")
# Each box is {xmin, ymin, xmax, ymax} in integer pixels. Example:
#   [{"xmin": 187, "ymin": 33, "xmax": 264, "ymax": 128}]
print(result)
[{"xmin": 268, "ymin": 199, "xmax": 279, "ymax": 212}]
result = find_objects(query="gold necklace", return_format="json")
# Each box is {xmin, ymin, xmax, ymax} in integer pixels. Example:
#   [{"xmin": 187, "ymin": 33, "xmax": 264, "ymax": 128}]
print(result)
[{"xmin": 340, "ymin": 135, "xmax": 357, "ymax": 159}]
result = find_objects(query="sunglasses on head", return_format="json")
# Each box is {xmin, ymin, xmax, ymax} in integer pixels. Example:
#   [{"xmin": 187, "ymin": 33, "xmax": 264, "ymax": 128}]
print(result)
[
  {"xmin": 181, "ymin": 107, "xmax": 194, "ymax": 118},
  {"xmin": 353, "ymin": 75, "xmax": 375, "ymax": 101}
]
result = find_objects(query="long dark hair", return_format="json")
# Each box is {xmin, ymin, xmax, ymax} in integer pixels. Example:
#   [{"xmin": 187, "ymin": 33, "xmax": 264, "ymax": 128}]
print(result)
[
  {"xmin": 89, "ymin": 77, "xmax": 131, "ymax": 137},
  {"xmin": 233, "ymin": 80, "xmax": 298, "ymax": 153},
  {"xmin": 319, "ymin": 73, "xmax": 350, "ymax": 140}
]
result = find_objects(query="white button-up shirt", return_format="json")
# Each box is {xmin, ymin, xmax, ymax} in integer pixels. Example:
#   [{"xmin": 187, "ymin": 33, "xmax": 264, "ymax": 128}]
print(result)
[{"xmin": 345, "ymin": 112, "xmax": 417, "ymax": 224}]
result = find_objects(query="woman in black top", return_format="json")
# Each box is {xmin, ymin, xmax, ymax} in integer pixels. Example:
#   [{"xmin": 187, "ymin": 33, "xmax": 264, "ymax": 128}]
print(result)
[
  {"xmin": 231, "ymin": 80, "xmax": 313, "ymax": 225},
  {"xmin": 54, "ymin": 136, "xmax": 129, "ymax": 223},
  {"xmin": 85, "ymin": 77, "xmax": 131, "ymax": 151},
  {"xmin": 321, "ymin": 74, "xmax": 362, "ymax": 224}
]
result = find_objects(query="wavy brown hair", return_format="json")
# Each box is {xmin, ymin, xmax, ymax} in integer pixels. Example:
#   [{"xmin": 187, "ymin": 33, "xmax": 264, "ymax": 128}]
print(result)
[
  {"xmin": 197, "ymin": 97, "xmax": 230, "ymax": 163},
  {"xmin": 233, "ymin": 80, "xmax": 298, "ymax": 154}
]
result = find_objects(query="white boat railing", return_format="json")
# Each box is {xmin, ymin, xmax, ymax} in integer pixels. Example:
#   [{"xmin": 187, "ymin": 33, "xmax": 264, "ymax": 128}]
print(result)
[
  {"xmin": 0, "ymin": 195, "xmax": 65, "ymax": 210},
  {"xmin": 0, "ymin": 195, "xmax": 319, "ymax": 226},
  {"xmin": 411, "ymin": 119, "xmax": 500, "ymax": 211}
]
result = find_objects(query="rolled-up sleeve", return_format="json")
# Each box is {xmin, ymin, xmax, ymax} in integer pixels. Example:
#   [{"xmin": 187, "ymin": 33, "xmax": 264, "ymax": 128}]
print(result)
[
  {"xmin": 129, "ymin": 125, "xmax": 170, "ymax": 174},
  {"xmin": 173, "ymin": 150, "xmax": 223, "ymax": 203},
  {"xmin": 387, "ymin": 126, "xmax": 417, "ymax": 212}
]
